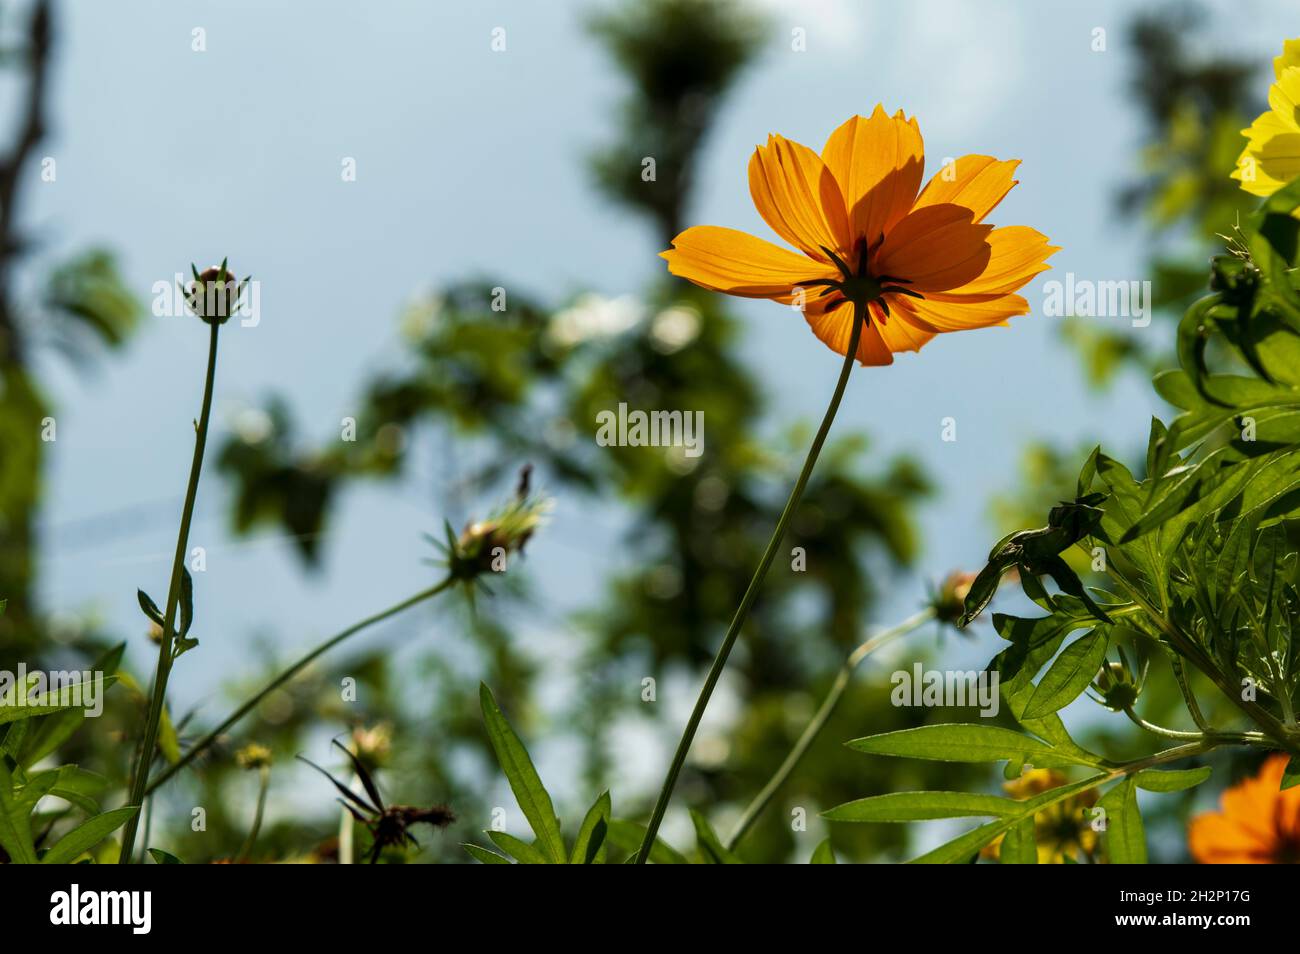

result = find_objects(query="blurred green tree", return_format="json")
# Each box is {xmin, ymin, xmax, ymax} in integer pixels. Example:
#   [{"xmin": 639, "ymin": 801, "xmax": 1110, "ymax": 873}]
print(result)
[{"xmin": 0, "ymin": 0, "xmax": 139, "ymax": 657}]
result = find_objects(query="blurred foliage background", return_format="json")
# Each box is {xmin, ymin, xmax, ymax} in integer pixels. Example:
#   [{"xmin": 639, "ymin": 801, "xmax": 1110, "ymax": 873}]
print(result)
[{"xmin": 0, "ymin": 0, "xmax": 1281, "ymax": 862}]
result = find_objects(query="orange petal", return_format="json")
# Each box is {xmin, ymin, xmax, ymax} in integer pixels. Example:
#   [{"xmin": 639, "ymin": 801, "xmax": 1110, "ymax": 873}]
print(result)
[
  {"xmin": 874, "ymin": 305, "xmax": 936, "ymax": 354},
  {"xmin": 803, "ymin": 306, "xmax": 895, "ymax": 365},
  {"xmin": 914, "ymin": 155, "xmax": 1020, "ymax": 223},
  {"xmin": 893, "ymin": 292, "xmax": 1030, "ymax": 332},
  {"xmin": 822, "ymin": 105, "xmax": 925, "ymax": 245},
  {"xmin": 661, "ymin": 226, "xmax": 835, "ymax": 298},
  {"xmin": 749, "ymin": 135, "xmax": 852, "ymax": 263},
  {"xmin": 1189, "ymin": 813, "xmax": 1276, "ymax": 863},
  {"xmin": 941, "ymin": 225, "xmax": 1059, "ymax": 296},
  {"xmin": 873, "ymin": 204, "xmax": 994, "ymax": 292}
]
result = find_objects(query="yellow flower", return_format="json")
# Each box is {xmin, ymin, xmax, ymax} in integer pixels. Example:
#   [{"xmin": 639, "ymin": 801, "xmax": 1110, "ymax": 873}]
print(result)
[
  {"xmin": 982, "ymin": 768, "xmax": 1099, "ymax": 864},
  {"xmin": 1233, "ymin": 38, "xmax": 1300, "ymax": 197},
  {"xmin": 234, "ymin": 743, "xmax": 272, "ymax": 771},
  {"xmin": 661, "ymin": 105, "xmax": 1058, "ymax": 365},
  {"xmin": 1189, "ymin": 755, "xmax": 1300, "ymax": 864}
]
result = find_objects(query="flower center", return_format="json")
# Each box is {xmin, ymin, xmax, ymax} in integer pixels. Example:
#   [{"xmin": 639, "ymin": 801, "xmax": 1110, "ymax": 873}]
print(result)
[{"xmin": 797, "ymin": 239, "xmax": 924, "ymax": 321}]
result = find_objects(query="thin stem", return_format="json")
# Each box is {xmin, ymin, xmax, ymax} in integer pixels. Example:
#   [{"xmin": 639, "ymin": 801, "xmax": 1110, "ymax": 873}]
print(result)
[
  {"xmin": 236, "ymin": 764, "xmax": 270, "ymax": 863},
  {"xmin": 145, "ymin": 577, "xmax": 453, "ymax": 795},
  {"xmin": 635, "ymin": 302, "xmax": 866, "ymax": 864},
  {"xmin": 1169, "ymin": 655, "xmax": 1211, "ymax": 732},
  {"xmin": 338, "ymin": 777, "xmax": 356, "ymax": 865},
  {"xmin": 120, "ymin": 320, "xmax": 220, "ymax": 863},
  {"xmin": 726, "ymin": 606, "xmax": 936, "ymax": 851},
  {"xmin": 1120, "ymin": 705, "xmax": 1210, "ymax": 742}
]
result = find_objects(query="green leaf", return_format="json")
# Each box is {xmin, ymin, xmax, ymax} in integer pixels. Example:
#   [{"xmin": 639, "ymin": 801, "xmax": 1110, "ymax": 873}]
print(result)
[
  {"xmin": 0, "ymin": 760, "xmax": 38, "ymax": 864},
  {"xmin": 478, "ymin": 683, "xmax": 565, "ymax": 864},
  {"xmin": 846, "ymin": 724, "xmax": 1064, "ymax": 766},
  {"xmin": 1282, "ymin": 756, "xmax": 1300, "ymax": 791},
  {"xmin": 486, "ymin": 829, "xmax": 549, "ymax": 864},
  {"xmin": 40, "ymin": 805, "xmax": 137, "ymax": 864},
  {"xmin": 1133, "ymin": 766, "xmax": 1213, "ymax": 793},
  {"xmin": 605, "ymin": 819, "xmax": 687, "ymax": 865},
  {"xmin": 1000, "ymin": 816, "xmax": 1038, "ymax": 864},
  {"xmin": 569, "ymin": 791, "xmax": 611, "ymax": 865},
  {"xmin": 1098, "ymin": 779, "xmax": 1146, "ymax": 864},
  {"xmin": 0, "ymin": 675, "xmax": 118, "ymax": 726},
  {"xmin": 690, "ymin": 810, "xmax": 742, "ymax": 864},
  {"xmin": 909, "ymin": 774, "xmax": 1107, "ymax": 864},
  {"xmin": 15, "ymin": 708, "xmax": 85, "ymax": 769},
  {"xmin": 147, "ymin": 848, "xmax": 184, "ymax": 864},
  {"xmin": 810, "ymin": 839, "xmax": 836, "ymax": 864},
  {"xmin": 179, "ymin": 567, "xmax": 194, "ymax": 638},
  {"xmin": 823, "ymin": 790, "xmax": 1019, "ymax": 823},
  {"xmin": 463, "ymin": 843, "xmax": 511, "ymax": 865},
  {"xmin": 14, "ymin": 771, "xmax": 58, "ymax": 816},
  {"xmin": 1022, "ymin": 629, "xmax": 1110, "ymax": 719},
  {"xmin": 157, "ymin": 705, "xmax": 181, "ymax": 766},
  {"xmin": 137, "ymin": 589, "xmax": 164, "ymax": 627}
]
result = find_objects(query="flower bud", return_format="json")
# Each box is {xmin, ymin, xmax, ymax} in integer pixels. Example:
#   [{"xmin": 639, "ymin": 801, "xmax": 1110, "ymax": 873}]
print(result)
[
  {"xmin": 932, "ymin": 570, "xmax": 977, "ymax": 625},
  {"xmin": 1092, "ymin": 654, "xmax": 1142, "ymax": 711},
  {"xmin": 186, "ymin": 262, "xmax": 244, "ymax": 324}
]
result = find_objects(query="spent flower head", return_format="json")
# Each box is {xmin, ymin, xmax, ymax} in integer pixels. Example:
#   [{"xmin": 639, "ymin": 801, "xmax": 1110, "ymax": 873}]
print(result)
[{"xmin": 428, "ymin": 464, "xmax": 552, "ymax": 596}]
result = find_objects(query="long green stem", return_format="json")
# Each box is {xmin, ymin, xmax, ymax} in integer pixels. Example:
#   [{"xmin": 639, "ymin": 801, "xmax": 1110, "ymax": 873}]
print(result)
[
  {"xmin": 120, "ymin": 321, "xmax": 220, "ymax": 863},
  {"xmin": 635, "ymin": 303, "xmax": 866, "ymax": 864},
  {"xmin": 145, "ymin": 577, "xmax": 452, "ymax": 796},
  {"xmin": 726, "ymin": 606, "xmax": 935, "ymax": 851}
]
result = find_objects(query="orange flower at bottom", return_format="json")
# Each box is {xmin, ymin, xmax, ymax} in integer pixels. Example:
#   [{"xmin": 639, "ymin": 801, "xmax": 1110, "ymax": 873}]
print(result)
[
  {"xmin": 1189, "ymin": 755, "xmax": 1300, "ymax": 864},
  {"xmin": 661, "ymin": 105, "xmax": 1059, "ymax": 365}
]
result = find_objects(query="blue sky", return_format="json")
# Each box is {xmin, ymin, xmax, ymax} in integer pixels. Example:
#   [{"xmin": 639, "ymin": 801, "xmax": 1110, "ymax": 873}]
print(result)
[{"xmin": 12, "ymin": 0, "xmax": 1295, "ymax": 833}]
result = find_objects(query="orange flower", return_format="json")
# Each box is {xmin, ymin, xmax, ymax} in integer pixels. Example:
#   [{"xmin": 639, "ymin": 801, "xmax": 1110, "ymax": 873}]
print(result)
[
  {"xmin": 1189, "ymin": 755, "xmax": 1300, "ymax": 864},
  {"xmin": 661, "ymin": 105, "xmax": 1058, "ymax": 365}
]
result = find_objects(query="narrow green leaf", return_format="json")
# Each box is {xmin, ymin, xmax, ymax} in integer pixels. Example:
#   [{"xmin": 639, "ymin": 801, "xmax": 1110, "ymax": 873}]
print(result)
[
  {"xmin": 1282, "ymin": 756, "xmax": 1300, "ymax": 791},
  {"xmin": 1022, "ymin": 630, "xmax": 1109, "ymax": 719},
  {"xmin": 0, "ymin": 675, "xmax": 119, "ymax": 726},
  {"xmin": 40, "ymin": 805, "xmax": 137, "ymax": 864},
  {"xmin": 605, "ymin": 819, "xmax": 687, "ymax": 865},
  {"xmin": 0, "ymin": 759, "xmax": 38, "ymax": 864},
  {"xmin": 810, "ymin": 839, "xmax": 836, "ymax": 864},
  {"xmin": 691, "ymin": 810, "xmax": 742, "ymax": 864},
  {"xmin": 1098, "ymin": 779, "xmax": 1146, "ymax": 864},
  {"xmin": 147, "ymin": 848, "xmax": 184, "ymax": 864},
  {"xmin": 179, "ymin": 568, "xmax": 194, "ymax": 638},
  {"xmin": 137, "ymin": 589, "xmax": 164, "ymax": 627},
  {"xmin": 1000, "ymin": 816, "xmax": 1038, "ymax": 864},
  {"xmin": 464, "ymin": 843, "xmax": 511, "ymax": 865},
  {"xmin": 823, "ymin": 790, "xmax": 1018, "ymax": 823},
  {"xmin": 486, "ymin": 830, "xmax": 549, "ymax": 864},
  {"xmin": 1133, "ymin": 766, "xmax": 1213, "ymax": 793},
  {"xmin": 846, "ymin": 724, "xmax": 1059, "ymax": 765},
  {"xmin": 909, "ymin": 774, "xmax": 1107, "ymax": 864},
  {"xmin": 157, "ymin": 704, "xmax": 181, "ymax": 765},
  {"xmin": 569, "ymin": 791, "xmax": 611, "ymax": 865},
  {"xmin": 478, "ymin": 683, "xmax": 565, "ymax": 864}
]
